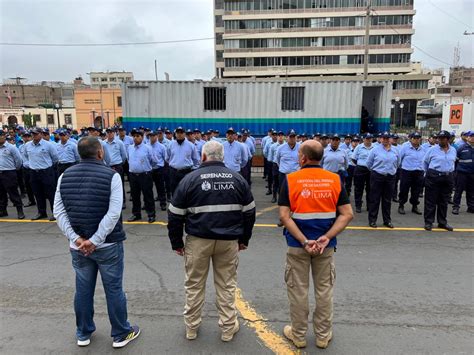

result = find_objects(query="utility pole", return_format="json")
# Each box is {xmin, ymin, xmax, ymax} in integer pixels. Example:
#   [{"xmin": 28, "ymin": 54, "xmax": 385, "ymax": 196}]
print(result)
[
  {"xmin": 363, "ymin": 0, "xmax": 371, "ymax": 80},
  {"xmin": 154, "ymin": 60, "xmax": 158, "ymax": 81},
  {"xmin": 99, "ymin": 85, "xmax": 104, "ymax": 128}
]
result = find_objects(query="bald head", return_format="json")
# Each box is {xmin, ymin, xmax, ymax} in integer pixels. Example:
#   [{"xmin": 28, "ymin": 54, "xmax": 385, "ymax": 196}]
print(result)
[{"xmin": 299, "ymin": 140, "xmax": 324, "ymax": 165}]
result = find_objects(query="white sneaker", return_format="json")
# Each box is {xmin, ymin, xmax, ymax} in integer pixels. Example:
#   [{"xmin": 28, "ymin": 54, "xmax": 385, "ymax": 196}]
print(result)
[{"xmin": 77, "ymin": 338, "xmax": 90, "ymax": 347}]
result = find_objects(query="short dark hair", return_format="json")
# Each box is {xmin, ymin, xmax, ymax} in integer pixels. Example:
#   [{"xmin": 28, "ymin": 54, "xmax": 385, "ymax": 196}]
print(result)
[
  {"xmin": 78, "ymin": 136, "xmax": 102, "ymax": 160},
  {"xmin": 301, "ymin": 143, "xmax": 323, "ymax": 162}
]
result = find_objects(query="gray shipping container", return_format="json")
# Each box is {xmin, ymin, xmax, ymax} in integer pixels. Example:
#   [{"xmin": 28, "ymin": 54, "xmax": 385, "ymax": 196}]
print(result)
[{"xmin": 122, "ymin": 79, "xmax": 392, "ymax": 135}]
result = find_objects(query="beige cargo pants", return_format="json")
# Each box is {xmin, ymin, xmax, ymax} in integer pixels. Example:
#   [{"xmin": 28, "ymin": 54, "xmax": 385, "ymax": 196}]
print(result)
[
  {"xmin": 285, "ymin": 247, "xmax": 335, "ymax": 343},
  {"xmin": 183, "ymin": 235, "xmax": 239, "ymax": 333}
]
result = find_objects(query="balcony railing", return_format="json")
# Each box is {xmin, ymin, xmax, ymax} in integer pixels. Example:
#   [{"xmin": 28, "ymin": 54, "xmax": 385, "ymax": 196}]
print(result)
[
  {"xmin": 225, "ymin": 62, "xmax": 411, "ymax": 71},
  {"xmin": 224, "ymin": 43, "xmax": 411, "ymax": 53},
  {"xmin": 224, "ymin": 5, "xmax": 414, "ymax": 16},
  {"xmin": 224, "ymin": 24, "xmax": 413, "ymax": 34}
]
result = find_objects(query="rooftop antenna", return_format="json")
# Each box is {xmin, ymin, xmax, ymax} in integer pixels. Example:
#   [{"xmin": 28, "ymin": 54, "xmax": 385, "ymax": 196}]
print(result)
[{"xmin": 453, "ymin": 42, "xmax": 461, "ymax": 67}]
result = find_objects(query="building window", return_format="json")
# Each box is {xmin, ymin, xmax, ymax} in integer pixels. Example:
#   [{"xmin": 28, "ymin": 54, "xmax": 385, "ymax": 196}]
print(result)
[
  {"xmin": 204, "ymin": 87, "xmax": 226, "ymax": 111},
  {"xmin": 117, "ymin": 96, "xmax": 122, "ymax": 107},
  {"xmin": 110, "ymin": 77, "xmax": 117, "ymax": 82},
  {"xmin": 215, "ymin": 15, "xmax": 223, "ymax": 27},
  {"xmin": 64, "ymin": 114, "xmax": 72, "ymax": 124},
  {"xmin": 282, "ymin": 87, "xmax": 305, "ymax": 111},
  {"xmin": 33, "ymin": 114, "xmax": 41, "ymax": 122},
  {"xmin": 47, "ymin": 114, "xmax": 54, "ymax": 124}
]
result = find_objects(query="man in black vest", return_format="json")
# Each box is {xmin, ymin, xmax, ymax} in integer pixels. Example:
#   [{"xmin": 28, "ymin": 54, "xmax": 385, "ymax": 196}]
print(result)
[{"xmin": 53, "ymin": 136, "xmax": 140, "ymax": 349}]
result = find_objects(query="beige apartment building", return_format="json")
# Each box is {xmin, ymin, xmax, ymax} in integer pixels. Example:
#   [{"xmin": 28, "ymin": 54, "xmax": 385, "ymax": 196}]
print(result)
[
  {"xmin": 89, "ymin": 71, "xmax": 134, "ymax": 89},
  {"xmin": 214, "ymin": 0, "xmax": 415, "ymax": 78}
]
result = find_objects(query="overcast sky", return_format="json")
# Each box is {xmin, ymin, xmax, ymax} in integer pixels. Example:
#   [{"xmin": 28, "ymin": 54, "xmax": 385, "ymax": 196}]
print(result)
[{"xmin": 0, "ymin": 0, "xmax": 472, "ymax": 83}]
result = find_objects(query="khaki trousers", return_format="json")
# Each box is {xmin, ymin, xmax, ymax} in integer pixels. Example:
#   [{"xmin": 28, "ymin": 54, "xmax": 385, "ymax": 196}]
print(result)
[
  {"xmin": 183, "ymin": 235, "xmax": 239, "ymax": 333},
  {"xmin": 285, "ymin": 247, "xmax": 335, "ymax": 343}
]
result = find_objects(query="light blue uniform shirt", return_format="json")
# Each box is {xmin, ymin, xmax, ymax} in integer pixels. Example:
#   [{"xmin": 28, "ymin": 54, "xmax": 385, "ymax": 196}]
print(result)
[
  {"xmin": 243, "ymin": 139, "xmax": 255, "ymax": 156},
  {"xmin": 167, "ymin": 139, "xmax": 200, "ymax": 170},
  {"xmin": 263, "ymin": 139, "xmax": 277, "ymax": 159},
  {"xmin": 367, "ymin": 144, "xmax": 400, "ymax": 176},
  {"xmin": 421, "ymin": 142, "xmax": 435, "ymax": 150},
  {"xmin": 0, "ymin": 142, "xmax": 23, "ymax": 170},
  {"xmin": 24, "ymin": 139, "xmax": 58, "ymax": 170},
  {"xmin": 276, "ymin": 142, "xmax": 300, "ymax": 174},
  {"xmin": 120, "ymin": 135, "xmax": 134, "ymax": 147},
  {"xmin": 399, "ymin": 143, "xmax": 425, "ymax": 171},
  {"xmin": 423, "ymin": 144, "xmax": 457, "ymax": 173},
  {"xmin": 261, "ymin": 135, "xmax": 272, "ymax": 157},
  {"xmin": 222, "ymin": 140, "xmax": 248, "ymax": 172},
  {"xmin": 322, "ymin": 146, "xmax": 349, "ymax": 173},
  {"xmin": 340, "ymin": 142, "xmax": 351, "ymax": 151},
  {"xmin": 103, "ymin": 139, "xmax": 127, "ymax": 166},
  {"xmin": 150, "ymin": 142, "xmax": 168, "ymax": 169},
  {"xmin": 56, "ymin": 140, "xmax": 80, "ymax": 164},
  {"xmin": 19, "ymin": 144, "xmax": 29, "ymax": 168},
  {"xmin": 268, "ymin": 142, "xmax": 283, "ymax": 163},
  {"xmin": 353, "ymin": 144, "xmax": 374, "ymax": 167},
  {"xmin": 127, "ymin": 143, "xmax": 156, "ymax": 173},
  {"xmin": 348, "ymin": 147, "xmax": 356, "ymax": 166},
  {"xmin": 158, "ymin": 137, "xmax": 171, "ymax": 149}
]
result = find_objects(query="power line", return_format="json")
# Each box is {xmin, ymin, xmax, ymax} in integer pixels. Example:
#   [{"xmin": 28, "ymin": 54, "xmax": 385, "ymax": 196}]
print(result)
[
  {"xmin": 427, "ymin": 0, "xmax": 473, "ymax": 29},
  {"xmin": 0, "ymin": 37, "xmax": 215, "ymax": 47}
]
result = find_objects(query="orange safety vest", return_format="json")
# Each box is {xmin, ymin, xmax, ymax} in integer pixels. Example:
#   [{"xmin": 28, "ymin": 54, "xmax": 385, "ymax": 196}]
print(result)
[{"xmin": 284, "ymin": 166, "xmax": 341, "ymax": 248}]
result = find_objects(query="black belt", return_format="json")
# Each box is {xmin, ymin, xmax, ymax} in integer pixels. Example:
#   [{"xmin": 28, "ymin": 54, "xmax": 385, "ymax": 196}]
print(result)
[
  {"xmin": 171, "ymin": 167, "xmax": 192, "ymax": 173},
  {"xmin": 129, "ymin": 171, "xmax": 151, "ymax": 176},
  {"xmin": 31, "ymin": 167, "xmax": 53, "ymax": 173},
  {"xmin": 110, "ymin": 164, "xmax": 123, "ymax": 168},
  {"xmin": 427, "ymin": 169, "xmax": 453, "ymax": 176},
  {"xmin": 0, "ymin": 170, "xmax": 16, "ymax": 174},
  {"xmin": 58, "ymin": 162, "xmax": 75, "ymax": 166}
]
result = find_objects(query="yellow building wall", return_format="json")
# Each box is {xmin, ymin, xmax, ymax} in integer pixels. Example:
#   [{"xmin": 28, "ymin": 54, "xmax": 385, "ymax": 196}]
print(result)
[{"xmin": 74, "ymin": 88, "xmax": 123, "ymax": 128}]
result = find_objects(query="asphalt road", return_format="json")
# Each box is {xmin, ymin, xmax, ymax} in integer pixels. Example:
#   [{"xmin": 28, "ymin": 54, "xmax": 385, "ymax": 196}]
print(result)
[{"xmin": 0, "ymin": 175, "xmax": 473, "ymax": 354}]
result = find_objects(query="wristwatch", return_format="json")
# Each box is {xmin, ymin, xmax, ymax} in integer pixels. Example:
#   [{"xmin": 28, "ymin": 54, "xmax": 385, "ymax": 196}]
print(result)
[{"xmin": 302, "ymin": 239, "xmax": 309, "ymax": 247}]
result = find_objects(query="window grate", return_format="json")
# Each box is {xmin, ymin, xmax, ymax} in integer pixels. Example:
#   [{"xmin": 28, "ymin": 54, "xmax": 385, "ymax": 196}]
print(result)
[
  {"xmin": 204, "ymin": 87, "xmax": 226, "ymax": 111},
  {"xmin": 282, "ymin": 87, "xmax": 305, "ymax": 111}
]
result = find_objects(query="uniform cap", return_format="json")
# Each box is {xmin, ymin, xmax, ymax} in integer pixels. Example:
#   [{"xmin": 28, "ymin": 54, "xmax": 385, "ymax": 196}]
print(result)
[
  {"xmin": 391, "ymin": 133, "xmax": 399, "ymax": 139},
  {"xmin": 300, "ymin": 132, "xmax": 307, "ymax": 137},
  {"xmin": 466, "ymin": 130, "xmax": 474, "ymax": 137},
  {"xmin": 352, "ymin": 136, "xmax": 361, "ymax": 141},
  {"xmin": 314, "ymin": 132, "xmax": 321, "ymax": 137},
  {"xmin": 321, "ymin": 133, "xmax": 329, "ymax": 139},
  {"xmin": 287, "ymin": 129, "xmax": 297, "ymax": 136},
  {"xmin": 330, "ymin": 133, "xmax": 340, "ymax": 140},
  {"xmin": 156, "ymin": 126, "xmax": 163, "ymax": 133},
  {"xmin": 345, "ymin": 134, "xmax": 352, "ymax": 139},
  {"xmin": 242, "ymin": 129, "xmax": 249, "ymax": 135},
  {"xmin": 185, "ymin": 129, "xmax": 193, "ymax": 135},
  {"xmin": 193, "ymin": 128, "xmax": 201, "ymax": 133},
  {"xmin": 175, "ymin": 126, "xmax": 185, "ymax": 133},
  {"xmin": 412, "ymin": 132, "xmax": 422, "ymax": 138},
  {"xmin": 131, "ymin": 129, "xmax": 144, "ymax": 136},
  {"xmin": 437, "ymin": 130, "xmax": 451, "ymax": 138},
  {"xmin": 363, "ymin": 133, "xmax": 373, "ymax": 139},
  {"xmin": 380, "ymin": 131, "xmax": 391, "ymax": 138},
  {"xmin": 226, "ymin": 127, "xmax": 236, "ymax": 134},
  {"xmin": 271, "ymin": 130, "xmax": 277, "ymax": 136},
  {"xmin": 31, "ymin": 128, "xmax": 42, "ymax": 134}
]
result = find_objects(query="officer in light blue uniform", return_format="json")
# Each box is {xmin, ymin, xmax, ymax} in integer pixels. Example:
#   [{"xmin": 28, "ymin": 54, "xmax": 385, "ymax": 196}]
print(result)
[
  {"xmin": 167, "ymin": 126, "xmax": 200, "ymax": 195},
  {"xmin": 352, "ymin": 133, "xmax": 374, "ymax": 213},
  {"xmin": 366, "ymin": 131, "xmax": 400, "ymax": 229},
  {"xmin": 56, "ymin": 129, "xmax": 80, "ymax": 176},
  {"xmin": 423, "ymin": 130, "xmax": 457, "ymax": 231},
  {"xmin": 261, "ymin": 128, "xmax": 274, "ymax": 180},
  {"xmin": 86, "ymin": 127, "xmax": 111, "ymax": 165},
  {"xmin": 19, "ymin": 131, "xmax": 36, "ymax": 207},
  {"xmin": 422, "ymin": 133, "xmax": 437, "ymax": 150},
  {"xmin": 452, "ymin": 130, "xmax": 474, "ymax": 214},
  {"xmin": 241, "ymin": 129, "xmax": 255, "ymax": 186},
  {"xmin": 155, "ymin": 127, "xmax": 172, "ymax": 200},
  {"xmin": 0, "ymin": 129, "xmax": 24, "ymax": 219},
  {"xmin": 104, "ymin": 127, "xmax": 128, "ymax": 207},
  {"xmin": 193, "ymin": 129, "xmax": 205, "ymax": 157},
  {"xmin": 127, "ymin": 129, "xmax": 157, "ymax": 223},
  {"xmin": 397, "ymin": 132, "xmax": 425, "ymax": 215},
  {"xmin": 148, "ymin": 130, "xmax": 169, "ymax": 211},
  {"xmin": 340, "ymin": 134, "xmax": 352, "ymax": 151},
  {"xmin": 322, "ymin": 133, "xmax": 349, "ymax": 185},
  {"xmin": 345, "ymin": 135, "xmax": 360, "ymax": 195},
  {"xmin": 275, "ymin": 129, "xmax": 300, "ymax": 188},
  {"xmin": 222, "ymin": 127, "xmax": 248, "ymax": 173},
  {"xmin": 23, "ymin": 128, "xmax": 59, "ymax": 221},
  {"xmin": 263, "ymin": 131, "xmax": 278, "ymax": 195},
  {"xmin": 269, "ymin": 131, "xmax": 285, "ymax": 203}
]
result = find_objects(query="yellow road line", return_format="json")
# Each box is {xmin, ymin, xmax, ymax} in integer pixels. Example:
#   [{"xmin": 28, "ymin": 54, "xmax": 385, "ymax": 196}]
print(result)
[
  {"xmin": 256, "ymin": 205, "xmax": 279, "ymax": 217},
  {"xmin": 0, "ymin": 219, "xmax": 473, "ymax": 233},
  {"xmin": 235, "ymin": 288, "xmax": 296, "ymax": 354}
]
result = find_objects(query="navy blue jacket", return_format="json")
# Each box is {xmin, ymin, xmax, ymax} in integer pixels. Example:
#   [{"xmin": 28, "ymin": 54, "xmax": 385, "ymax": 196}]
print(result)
[{"xmin": 456, "ymin": 144, "xmax": 474, "ymax": 174}]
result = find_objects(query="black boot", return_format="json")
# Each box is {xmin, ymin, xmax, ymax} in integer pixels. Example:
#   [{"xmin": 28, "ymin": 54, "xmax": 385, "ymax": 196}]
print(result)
[
  {"xmin": 265, "ymin": 189, "xmax": 272, "ymax": 195},
  {"xmin": 271, "ymin": 193, "xmax": 277, "ymax": 203},
  {"xmin": 17, "ymin": 206, "xmax": 25, "ymax": 220},
  {"xmin": 412, "ymin": 206, "xmax": 422, "ymax": 215},
  {"xmin": 398, "ymin": 205, "xmax": 405, "ymax": 215}
]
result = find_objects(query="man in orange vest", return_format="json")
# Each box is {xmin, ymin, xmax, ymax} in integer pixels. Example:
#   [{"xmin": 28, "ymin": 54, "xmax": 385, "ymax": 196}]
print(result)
[{"xmin": 279, "ymin": 140, "xmax": 353, "ymax": 349}]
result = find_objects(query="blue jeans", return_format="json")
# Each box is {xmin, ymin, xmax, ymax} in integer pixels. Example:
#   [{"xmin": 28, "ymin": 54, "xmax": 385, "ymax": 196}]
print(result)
[{"xmin": 70, "ymin": 242, "xmax": 131, "ymax": 340}]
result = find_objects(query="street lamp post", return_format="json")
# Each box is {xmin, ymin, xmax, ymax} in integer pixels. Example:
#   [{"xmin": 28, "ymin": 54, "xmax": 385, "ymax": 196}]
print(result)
[
  {"xmin": 54, "ymin": 103, "xmax": 61, "ymax": 129},
  {"xmin": 399, "ymin": 103, "xmax": 405, "ymax": 128}
]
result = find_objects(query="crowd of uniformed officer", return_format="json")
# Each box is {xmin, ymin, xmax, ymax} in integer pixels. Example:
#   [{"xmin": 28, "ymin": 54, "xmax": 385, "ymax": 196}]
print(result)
[{"xmin": 1, "ymin": 124, "xmax": 473, "ymax": 230}]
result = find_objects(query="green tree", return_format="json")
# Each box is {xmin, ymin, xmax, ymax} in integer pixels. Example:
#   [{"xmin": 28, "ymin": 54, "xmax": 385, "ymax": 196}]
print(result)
[{"xmin": 23, "ymin": 113, "xmax": 33, "ymax": 128}]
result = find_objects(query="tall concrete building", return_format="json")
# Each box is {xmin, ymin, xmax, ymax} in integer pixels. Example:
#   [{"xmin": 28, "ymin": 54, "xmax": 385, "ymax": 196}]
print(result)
[
  {"xmin": 88, "ymin": 71, "xmax": 134, "ymax": 89},
  {"xmin": 214, "ymin": 0, "xmax": 415, "ymax": 78}
]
